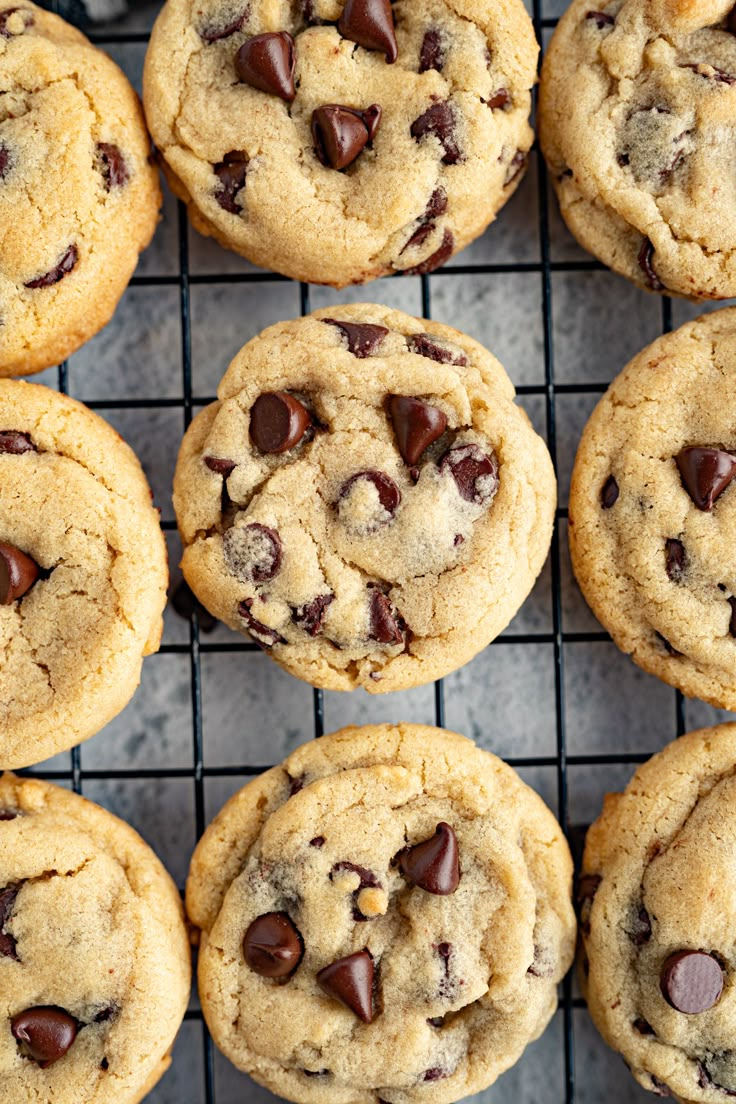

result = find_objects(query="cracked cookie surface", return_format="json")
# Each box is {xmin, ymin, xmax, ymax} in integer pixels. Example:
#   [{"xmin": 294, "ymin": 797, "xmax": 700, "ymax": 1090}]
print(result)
[
  {"xmin": 187, "ymin": 722, "xmax": 576, "ymax": 1104},
  {"xmin": 0, "ymin": 380, "xmax": 168, "ymax": 769},
  {"xmin": 0, "ymin": 772, "xmax": 190, "ymax": 1103},
  {"xmin": 173, "ymin": 304, "xmax": 556, "ymax": 693},
  {"xmin": 540, "ymin": 0, "xmax": 736, "ymax": 300},
  {"xmin": 580, "ymin": 723, "xmax": 736, "ymax": 1103},
  {"xmin": 569, "ymin": 307, "xmax": 736, "ymax": 710},
  {"xmin": 0, "ymin": 0, "xmax": 160, "ymax": 377},
  {"xmin": 142, "ymin": 0, "xmax": 537, "ymax": 287}
]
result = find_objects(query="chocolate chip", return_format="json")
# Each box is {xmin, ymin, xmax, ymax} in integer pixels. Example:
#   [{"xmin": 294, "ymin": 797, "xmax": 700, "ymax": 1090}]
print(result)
[
  {"xmin": 171, "ymin": 579, "xmax": 217, "ymax": 633},
  {"xmin": 576, "ymin": 873, "xmax": 602, "ymax": 936},
  {"xmin": 729, "ymin": 7, "xmax": 736, "ymax": 34},
  {"xmin": 317, "ymin": 950, "xmax": 375, "ymax": 1022},
  {"xmin": 224, "ymin": 523, "xmax": 282, "ymax": 583},
  {"xmin": 0, "ymin": 542, "xmax": 39, "ymax": 604},
  {"xmin": 214, "ymin": 152, "xmax": 248, "ymax": 213},
  {"xmin": 325, "ymin": 318, "xmax": 388, "ymax": 357},
  {"xmin": 665, "ymin": 538, "xmax": 686, "ymax": 582},
  {"xmin": 0, "ymin": 143, "xmax": 11, "ymax": 180},
  {"xmin": 601, "ymin": 474, "xmax": 619, "ymax": 508},
  {"xmin": 0, "ymin": 885, "xmax": 19, "ymax": 959},
  {"xmin": 250, "ymin": 391, "xmax": 312, "ymax": 453},
  {"xmin": 312, "ymin": 104, "xmax": 381, "ymax": 170},
  {"xmin": 235, "ymin": 32, "xmax": 296, "ymax": 101},
  {"xmin": 626, "ymin": 904, "xmax": 652, "ymax": 946},
  {"xmin": 96, "ymin": 143, "xmax": 129, "ymax": 190},
  {"xmin": 310, "ymin": 836, "xmax": 325, "ymax": 847},
  {"xmin": 0, "ymin": 809, "xmax": 18, "ymax": 820},
  {"xmin": 419, "ymin": 28, "xmax": 445, "ymax": 72},
  {"xmin": 293, "ymin": 594, "xmax": 333, "ymax": 636},
  {"xmin": 407, "ymin": 333, "xmax": 467, "ymax": 366},
  {"xmin": 0, "ymin": 7, "xmax": 33, "ymax": 35},
  {"xmin": 424, "ymin": 190, "xmax": 448, "ymax": 223},
  {"xmin": 586, "ymin": 9, "xmax": 615, "ymax": 27},
  {"xmin": 0, "ymin": 430, "xmax": 35, "ymax": 454},
  {"xmin": 728, "ymin": 597, "xmax": 736, "ymax": 638},
  {"xmin": 398, "ymin": 823, "xmax": 460, "ymax": 895},
  {"xmin": 402, "ymin": 221, "xmax": 436, "ymax": 253},
  {"xmin": 411, "ymin": 102, "xmax": 461, "ymax": 164},
  {"xmin": 676, "ymin": 446, "xmax": 736, "ymax": 511},
  {"xmin": 436, "ymin": 941, "xmax": 452, "ymax": 959},
  {"xmin": 331, "ymin": 861, "xmax": 380, "ymax": 888},
  {"xmin": 403, "ymin": 229, "xmax": 454, "ymax": 275},
  {"xmin": 288, "ymin": 773, "xmax": 304, "ymax": 796},
  {"xmin": 661, "ymin": 951, "xmax": 724, "ymax": 1014},
  {"xmin": 683, "ymin": 62, "xmax": 736, "ymax": 85},
  {"xmin": 638, "ymin": 239, "xmax": 664, "ymax": 291},
  {"xmin": 303, "ymin": 1068, "xmax": 330, "ymax": 1077},
  {"xmin": 504, "ymin": 149, "xmax": 527, "ymax": 187},
  {"xmin": 633, "ymin": 1018, "xmax": 655, "ymax": 1036},
  {"xmin": 339, "ymin": 0, "xmax": 397, "ymax": 62},
  {"xmin": 440, "ymin": 444, "xmax": 498, "ymax": 505},
  {"xmin": 656, "ymin": 631, "xmax": 681, "ymax": 657},
  {"xmin": 369, "ymin": 589, "xmax": 405, "ymax": 644},
  {"xmin": 487, "ymin": 87, "xmax": 511, "ymax": 110},
  {"xmin": 244, "ymin": 912, "xmax": 303, "ymax": 978},
  {"xmin": 93, "ymin": 1006, "xmax": 116, "ymax": 1023},
  {"xmin": 199, "ymin": 8, "xmax": 248, "ymax": 41},
  {"xmin": 339, "ymin": 470, "xmax": 401, "ymax": 527},
  {"xmin": 389, "ymin": 396, "xmax": 448, "ymax": 465},
  {"xmin": 238, "ymin": 598, "xmax": 285, "ymax": 646},
  {"xmin": 204, "ymin": 455, "xmax": 237, "ymax": 476},
  {"xmin": 11, "ymin": 1008, "xmax": 78, "ymax": 1067},
  {"xmin": 651, "ymin": 1077, "xmax": 673, "ymax": 1098},
  {"xmin": 24, "ymin": 244, "xmax": 78, "ymax": 289},
  {"xmin": 698, "ymin": 1060, "xmax": 736, "ymax": 1096}
]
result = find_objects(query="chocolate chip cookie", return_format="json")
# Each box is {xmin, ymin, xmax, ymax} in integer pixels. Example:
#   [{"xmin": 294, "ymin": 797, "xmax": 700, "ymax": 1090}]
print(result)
[
  {"xmin": 540, "ymin": 0, "xmax": 736, "ymax": 300},
  {"xmin": 0, "ymin": 0, "xmax": 160, "ymax": 377},
  {"xmin": 173, "ymin": 304, "xmax": 556, "ymax": 693},
  {"xmin": 187, "ymin": 722, "xmax": 576, "ymax": 1103},
  {"xmin": 569, "ymin": 307, "xmax": 736, "ymax": 710},
  {"xmin": 0, "ymin": 772, "xmax": 190, "ymax": 1102},
  {"xmin": 0, "ymin": 380, "xmax": 168, "ymax": 769},
  {"xmin": 579, "ymin": 723, "xmax": 736, "ymax": 1102},
  {"xmin": 142, "ymin": 0, "xmax": 538, "ymax": 287}
]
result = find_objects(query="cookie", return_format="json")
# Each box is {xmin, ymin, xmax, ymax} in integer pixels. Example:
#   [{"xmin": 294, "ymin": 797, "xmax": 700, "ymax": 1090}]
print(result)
[
  {"xmin": 0, "ymin": 0, "xmax": 161, "ymax": 377},
  {"xmin": 187, "ymin": 722, "xmax": 576, "ymax": 1103},
  {"xmin": 568, "ymin": 307, "xmax": 736, "ymax": 710},
  {"xmin": 578, "ymin": 723, "xmax": 736, "ymax": 1102},
  {"xmin": 142, "ymin": 0, "xmax": 538, "ymax": 287},
  {"xmin": 0, "ymin": 772, "xmax": 190, "ymax": 1103},
  {"xmin": 0, "ymin": 380, "xmax": 168, "ymax": 769},
  {"xmin": 539, "ymin": 0, "xmax": 736, "ymax": 300},
  {"xmin": 173, "ymin": 304, "xmax": 556, "ymax": 693}
]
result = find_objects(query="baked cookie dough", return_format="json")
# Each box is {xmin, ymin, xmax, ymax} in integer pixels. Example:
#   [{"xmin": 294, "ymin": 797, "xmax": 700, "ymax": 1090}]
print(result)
[
  {"xmin": 173, "ymin": 304, "xmax": 556, "ymax": 693},
  {"xmin": 569, "ymin": 307, "xmax": 736, "ymax": 710},
  {"xmin": 187, "ymin": 722, "xmax": 576, "ymax": 1103},
  {"xmin": 0, "ymin": 0, "xmax": 160, "ymax": 377},
  {"xmin": 0, "ymin": 773, "xmax": 190, "ymax": 1103},
  {"xmin": 579, "ymin": 723, "xmax": 736, "ymax": 1102},
  {"xmin": 540, "ymin": 0, "xmax": 736, "ymax": 300},
  {"xmin": 143, "ymin": 0, "xmax": 538, "ymax": 287},
  {"xmin": 0, "ymin": 380, "xmax": 168, "ymax": 769}
]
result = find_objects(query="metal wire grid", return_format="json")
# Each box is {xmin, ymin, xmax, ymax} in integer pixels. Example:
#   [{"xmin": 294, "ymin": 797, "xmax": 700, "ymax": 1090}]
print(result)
[{"xmin": 17, "ymin": 1, "xmax": 691, "ymax": 1099}]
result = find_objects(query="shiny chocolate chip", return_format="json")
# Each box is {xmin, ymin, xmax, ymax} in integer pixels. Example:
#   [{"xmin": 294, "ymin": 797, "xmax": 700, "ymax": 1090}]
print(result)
[
  {"xmin": 408, "ymin": 332, "xmax": 466, "ymax": 366},
  {"xmin": 398, "ymin": 823, "xmax": 460, "ymax": 895},
  {"xmin": 369, "ymin": 589, "xmax": 405, "ymax": 644},
  {"xmin": 204, "ymin": 455, "xmax": 236, "ymax": 476},
  {"xmin": 411, "ymin": 102, "xmax": 461, "ymax": 164},
  {"xmin": 11, "ymin": 1008, "xmax": 78, "ymax": 1067},
  {"xmin": 389, "ymin": 396, "xmax": 447, "ymax": 465},
  {"xmin": 339, "ymin": 0, "xmax": 397, "ymax": 62},
  {"xmin": 661, "ymin": 951, "xmax": 724, "ymax": 1014},
  {"xmin": 244, "ymin": 912, "xmax": 303, "ymax": 978},
  {"xmin": 487, "ymin": 87, "xmax": 511, "ymax": 110},
  {"xmin": 235, "ymin": 32, "xmax": 296, "ymax": 101},
  {"xmin": 638, "ymin": 239, "xmax": 664, "ymax": 291},
  {"xmin": 0, "ymin": 430, "xmax": 35, "ymax": 454},
  {"xmin": 440, "ymin": 444, "xmax": 498, "ymax": 505},
  {"xmin": 403, "ymin": 229, "xmax": 454, "ymax": 275},
  {"xmin": 312, "ymin": 104, "xmax": 381, "ymax": 170},
  {"xmin": 325, "ymin": 318, "xmax": 388, "ymax": 357},
  {"xmin": 0, "ymin": 542, "xmax": 39, "ymax": 604},
  {"xmin": 424, "ymin": 188, "xmax": 448, "ymax": 220},
  {"xmin": 250, "ymin": 391, "xmax": 312, "ymax": 453},
  {"xmin": 96, "ymin": 143, "xmax": 129, "ymax": 190},
  {"xmin": 293, "ymin": 593, "xmax": 333, "ymax": 636},
  {"xmin": 665, "ymin": 538, "xmax": 686, "ymax": 582},
  {"xmin": 676, "ymin": 447, "xmax": 736, "ymax": 511},
  {"xmin": 419, "ymin": 28, "xmax": 445, "ymax": 72},
  {"xmin": 24, "ymin": 244, "xmax": 78, "ymax": 289},
  {"xmin": 317, "ymin": 950, "xmax": 375, "ymax": 1022},
  {"xmin": 214, "ymin": 152, "xmax": 248, "ymax": 214},
  {"xmin": 601, "ymin": 474, "xmax": 619, "ymax": 508}
]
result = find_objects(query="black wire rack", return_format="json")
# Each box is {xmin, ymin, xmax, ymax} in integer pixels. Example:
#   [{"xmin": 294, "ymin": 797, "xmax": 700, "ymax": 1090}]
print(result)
[{"xmin": 20, "ymin": 1, "xmax": 694, "ymax": 1100}]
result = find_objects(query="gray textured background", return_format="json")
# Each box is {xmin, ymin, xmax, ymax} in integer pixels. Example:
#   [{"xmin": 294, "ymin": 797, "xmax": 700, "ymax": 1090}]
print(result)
[{"xmin": 28, "ymin": 0, "xmax": 736, "ymax": 1100}]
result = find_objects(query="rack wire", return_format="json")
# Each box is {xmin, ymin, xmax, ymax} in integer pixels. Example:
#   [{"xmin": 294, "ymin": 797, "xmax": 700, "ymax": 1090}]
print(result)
[{"xmin": 21, "ymin": 1, "xmax": 692, "ymax": 1100}]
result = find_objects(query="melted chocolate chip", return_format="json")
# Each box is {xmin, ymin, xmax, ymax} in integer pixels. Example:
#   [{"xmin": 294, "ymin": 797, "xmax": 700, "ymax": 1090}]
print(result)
[
  {"xmin": 0, "ymin": 542, "xmax": 39, "ymax": 604},
  {"xmin": 626, "ymin": 904, "xmax": 652, "ymax": 946},
  {"xmin": 238, "ymin": 598, "xmax": 284, "ymax": 646},
  {"xmin": 665, "ymin": 538, "xmax": 686, "ymax": 582},
  {"xmin": 419, "ymin": 28, "xmax": 445, "ymax": 72},
  {"xmin": 293, "ymin": 593, "xmax": 333, "ymax": 636},
  {"xmin": 586, "ymin": 10, "xmax": 615, "ymax": 27},
  {"xmin": 661, "ymin": 951, "xmax": 724, "ymax": 1014},
  {"xmin": 0, "ymin": 809, "xmax": 18, "ymax": 820},
  {"xmin": 235, "ymin": 32, "xmax": 296, "ymax": 101},
  {"xmin": 0, "ymin": 7, "xmax": 33, "ymax": 36},
  {"xmin": 224, "ymin": 523, "xmax": 283, "ymax": 583},
  {"xmin": 389, "ymin": 396, "xmax": 448, "ymax": 465},
  {"xmin": 402, "ymin": 221, "xmax": 435, "ymax": 253},
  {"xmin": 244, "ymin": 912, "xmax": 304, "ymax": 978},
  {"xmin": 310, "ymin": 836, "xmax": 325, "ymax": 847},
  {"xmin": 411, "ymin": 102, "xmax": 461, "ymax": 164},
  {"xmin": 317, "ymin": 950, "xmax": 375, "ymax": 1022},
  {"xmin": 487, "ymin": 87, "xmax": 511, "ymax": 110},
  {"xmin": 312, "ymin": 105, "xmax": 381, "ymax": 170},
  {"xmin": 676, "ymin": 446, "xmax": 736, "ymax": 511},
  {"xmin": 440, "ymin": 444, "xmax": 498, "ymax": 505},
  {"xmin": 250, "ymin": 391, "xmax": 312, "ymax": 453},
  {"xmin": 0, "ymin": 430, "xmax": 35, "ymax": 454},
  {"xmin": 369, "ymin": 589, "xmax": 405, "ymax": 644},
  {"xmin": 398, "ymin": 823, "xmax": 460, "ymax": 895},
  {"xmin": 423, "ymin": 1069, "xmax": 446, "ymax": 1082},
  {"xmin": 199, "ymin": 8, "xmax": 248, "ymax": 41},
  {"xmin": 204, "ymin": 455, "xmax": 237, "ymax": 476},
  {"xmin": 11, "ymin": 1008, "xmax": 78, "ymax": 1067},
  {"xmin": 24, "ymin": 244, "xmax": 78, "ymax": 289},
  {"xmin": 96, "ymin": 143, "xmax": 129, "ymax": 190},
  {"xmin": 171, "ymin": 579, "xmax": 217, "ymax": 632},
  {"xmin": 601, "ymin": 475, "xmax": 619, "ymax": 508},
  {"xmin": 424, "ymin": 188, "xmax": 448, "ymax": 220},
  {"xmin": 408, "ymin": 333, "xmax": 467, "ymax": 366},
  {"xmin": 0, "ymin": 885, "xmax": 19, "ymax": 959},
  {"xmin": 339, "ymin": 0, "xmax": 397, "ymax": 63},
  {"xmin": 576, "ymin": 873, "xmax": 602, "ymax": 936},
  {"xmin": 638, "ymin": 239, "xmax": 664, "ymax": 291},
  {"xmin": 339, "ymin": 470, "xmax": 401, "ymax": 525},
  {"xmin": 214, "ymin": 152, "xmax": 248, "ymax": 214},
  {"xmin": 331, "ymin": 862, "xmax": 382, "ymax": 920},
  {"xmin": 403, "ymin": 229, "xmax": 454, "ymax": 275},
  {"xmin": 325, "ymin": 318, "xmax": 388, "ymax": 357}
]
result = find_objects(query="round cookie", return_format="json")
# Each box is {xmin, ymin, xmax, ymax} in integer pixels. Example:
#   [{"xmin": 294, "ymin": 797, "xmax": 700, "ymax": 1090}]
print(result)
[
  {"xmin": 540, "ymin": 0, "xmax": 736, "ymax": 300},
  {"xmin": 0, "ymin": 0, "xmax": 161, "ymax": 377},
  {"xmin": 569, "ymin": 307, "xmax": 736, "ymax": 710},
  {"xmin": 187, "ymin": 723, "xmax": 576, "ymax": 1103},
  {"xmin": 142, "ymin": 0, "xmax": 538, "ymax": 287},
  {"xmin": 579, "ymin": 723, "xmax": 736, "ymax": 1102},
  {"xmin": 0, "ymin": 380, "xmax": 168, "ymax": 769},
  {"xmin": 173, "ymin": 304, "xmax": 556, "ymax": 693},
  {"xmin": 0, "ymin": 773, "xmax": 190, "ymax": 1103}
]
